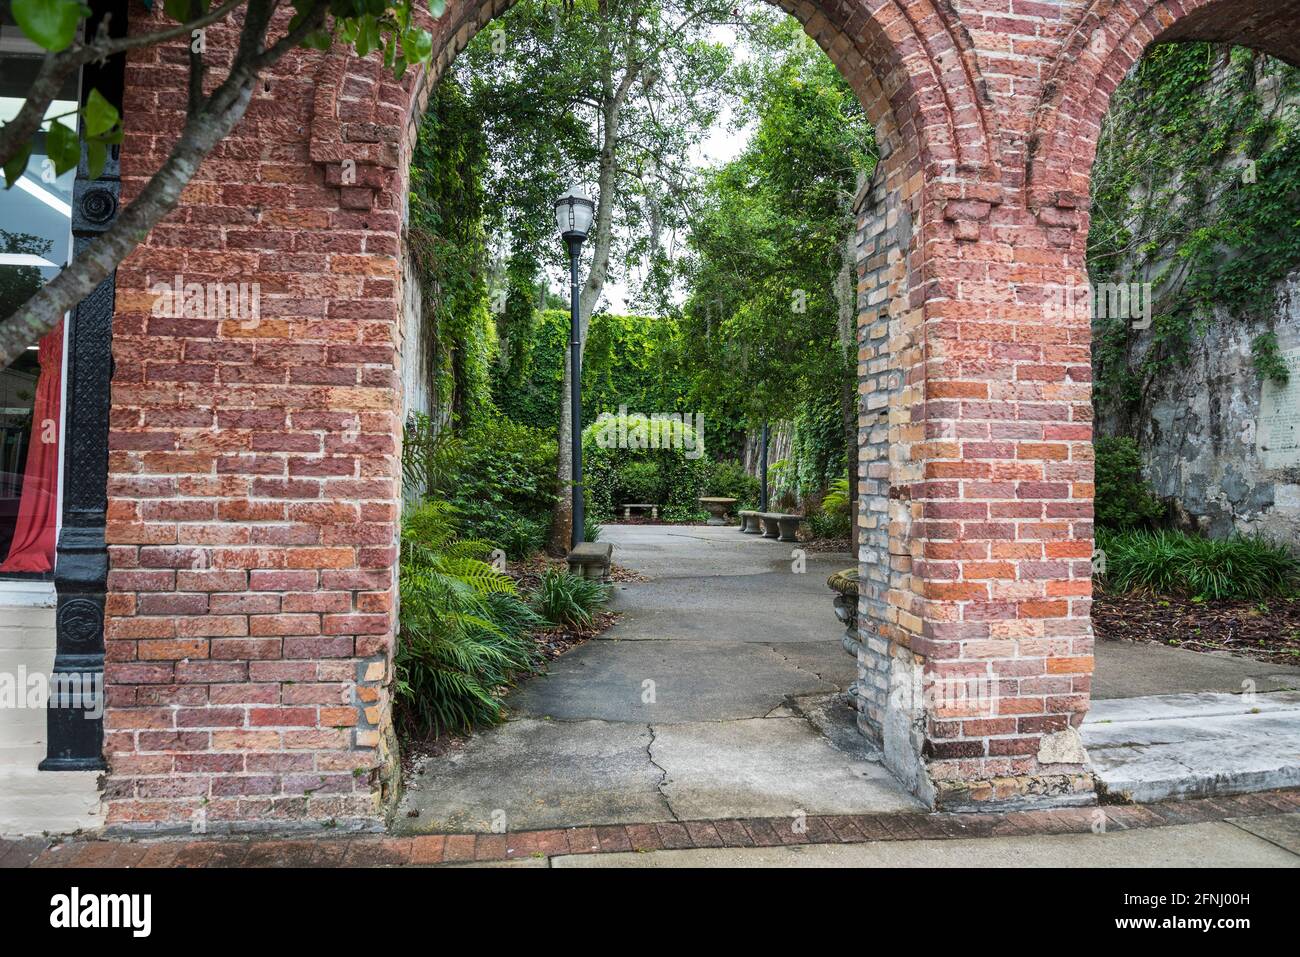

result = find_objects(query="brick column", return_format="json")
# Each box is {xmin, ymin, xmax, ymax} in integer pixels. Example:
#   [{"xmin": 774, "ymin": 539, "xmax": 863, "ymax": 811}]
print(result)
[
  {"xmin": 861, "ymin": 180, "xmax": 1097, "ymax": 810},
  {"xmin": 101, "ymin": 11, "xmax": 409, "ymax": 831}
]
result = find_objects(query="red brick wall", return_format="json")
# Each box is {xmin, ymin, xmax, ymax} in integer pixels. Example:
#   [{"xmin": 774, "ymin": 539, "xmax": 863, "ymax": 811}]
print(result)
[
  {"xmin": 103, "ymin": 6, "xmax": 415, "ymax": 830},
  {"xmin": 97, "ymin": 0, "xmax": 1296, "ymax": 828}
]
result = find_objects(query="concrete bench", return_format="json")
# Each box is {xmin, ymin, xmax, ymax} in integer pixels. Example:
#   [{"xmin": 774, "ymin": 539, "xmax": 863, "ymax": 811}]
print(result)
[
  {"xmin": 621, "ymin": 503, "xmax": 659, "ymax": 520},
  {"xmin": 738, "ymin": 510, "xmax": 762, "ymax": 534},
  {"xmin": 758, "ymin": 512, "xmax": 804, "ymax": 543},
  {"xmin": 566, "ymin": 541, "xmax": 613, "ymax": 580}
]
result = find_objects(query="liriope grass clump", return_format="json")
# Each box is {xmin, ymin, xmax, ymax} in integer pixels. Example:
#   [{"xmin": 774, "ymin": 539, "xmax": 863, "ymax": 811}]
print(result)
[
  {"xmin": 531, "ymin": 566, "xmax": 609, "ymax": 629},
  {"xmin": 1095, "ymin": 528, "xmax": 1300, "ymax": 602}
]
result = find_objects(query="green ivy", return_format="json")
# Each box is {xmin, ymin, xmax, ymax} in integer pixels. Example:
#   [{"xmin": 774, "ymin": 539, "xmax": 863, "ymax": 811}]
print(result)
[
  {"xmin": 408, "ymin": 76, "xmax": 495, "ymax": 428},
  {"xmin": 1251, "ymin": 331, "xmax": 1291, "ymax": 386},
  {"xmin": 492, "ymin": 309, "xmax": 698, "ymax": 433},
  {"xmin": 1089, "ymin": 43, "xmax": 1300, "ymax": 419}
]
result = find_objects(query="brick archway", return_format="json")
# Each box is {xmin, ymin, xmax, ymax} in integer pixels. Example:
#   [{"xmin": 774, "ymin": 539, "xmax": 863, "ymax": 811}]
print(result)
[
  {"xmin": 96, "ymin": 0, "xmax": 1297, "ymax": 831},
  {"xmin": 102, "ymin": 0, "xmax": 1001, "ymax": 831}
]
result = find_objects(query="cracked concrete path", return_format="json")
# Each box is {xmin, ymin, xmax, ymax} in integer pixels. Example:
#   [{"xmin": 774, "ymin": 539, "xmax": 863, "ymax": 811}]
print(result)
[{"xmin": 395, "ymin": 524, "xmax": 920, "ymax": 833}]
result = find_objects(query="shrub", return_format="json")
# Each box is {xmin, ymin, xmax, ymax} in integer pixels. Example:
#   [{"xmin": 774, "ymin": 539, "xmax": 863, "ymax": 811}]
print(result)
[
  {"xmin": 583, "ymin": 509, "xmax": 603, "ymax": 543},
  {"xmin": 661, "ymin": 503, "xmax": 708, "ymax": 523},
  {"xmin": 452, "ymin": 414, "xmax": 557, "ymax": 521},
  {"xmin": 492, "ymin": 513, "xmax": 548, "ymax": 560},
  {"xmin": 808, "ymin": 476, "xmax": 853, "ymax": 539},
  {"xmin": 531, "ymin": 567, "xmax": 609, "ymax": 628},
  {"xmin": 703, "ymin": 459, "xmax": 759, "ymax": 508},
  {"xmin": 582, "ymin": 413, "xmax": 709, "ymax": 518},
  {"xmin": 404, "ymin": 414, "xmax": 557, "ymax": 559},
  {"xmin": 395, "ymin": 501, "xmax": 541, "ymax": 736},
  {"xmin": 620, "ymin": 460, "xmax": 663, "ymax": 504},
  {"xmin": 1095, "ymin": 527, "xmax": 1300, "ymax": 601},
  {"xmin": 1094, "ymin": 436, "xmax": 1165, "ymax": 529}
]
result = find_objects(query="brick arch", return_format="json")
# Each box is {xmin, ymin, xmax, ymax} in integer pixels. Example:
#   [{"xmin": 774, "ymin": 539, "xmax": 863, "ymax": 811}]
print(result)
[
  {"xmin": 304, "ymin": 0, "xmax": 999, "ymax": 213},
  {"xmin": 1026, "ymin": 0, "xmax": 1300, "ymax": 216},
  {"xmin": 298, "ymin": 0, "xmax": 1000, "ymax": 808},
  {"xmin": 98, "ymin": 0, "xmax": 1124, "ymax": 831}
]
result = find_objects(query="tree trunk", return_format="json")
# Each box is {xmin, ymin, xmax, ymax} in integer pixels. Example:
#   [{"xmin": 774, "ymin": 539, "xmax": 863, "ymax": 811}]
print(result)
[{"xmin": 548, "ymin": 7, "xmax": 635, "ymax": 551}]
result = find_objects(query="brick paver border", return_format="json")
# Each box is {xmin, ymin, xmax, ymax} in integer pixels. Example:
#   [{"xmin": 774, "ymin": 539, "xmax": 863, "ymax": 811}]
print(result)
[{"xmin": 5, "ymin": 789, "xmax": 1297, "ymax": 868}]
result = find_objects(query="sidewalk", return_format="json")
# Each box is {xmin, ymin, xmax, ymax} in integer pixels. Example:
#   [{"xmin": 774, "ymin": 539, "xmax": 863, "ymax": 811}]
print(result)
[
  {"xmin": 6, "ymin": 789, "xmax": 1297, "ymax": 868},
  {"xmin": 398, "ymin": 524, "xmax": 902, "ymax": 833}
]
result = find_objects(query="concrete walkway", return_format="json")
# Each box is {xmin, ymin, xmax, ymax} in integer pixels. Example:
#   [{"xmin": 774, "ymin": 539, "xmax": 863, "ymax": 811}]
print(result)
[
  {"xmin": 397, "ymin": 523, "xmax": 1300, "ymax": 833},
  {"xmin": 1089, "ymin": 635, "xmax": 1300, "ymax": 802},
  {"xmin": 397, "ymin": 524, "xmax": 918, "ymax": 833},
  {"xmin": 1083, "ymin": 691, "xmax": 1300, "ymax": 802}
]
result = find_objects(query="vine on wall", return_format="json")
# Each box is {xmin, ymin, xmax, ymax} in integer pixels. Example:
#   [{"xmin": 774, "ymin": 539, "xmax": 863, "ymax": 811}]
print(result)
[
  {"xmin": 408, "ymin": 77, "xmax": 496, "ymax": 430},
  {"xmin": 1089, "ymin": 42, "xmax": 1300, "ymax": 428}
]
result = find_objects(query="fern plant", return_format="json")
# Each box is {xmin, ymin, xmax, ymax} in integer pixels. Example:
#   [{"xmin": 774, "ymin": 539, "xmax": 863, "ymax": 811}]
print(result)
[
  {"xmin": 395, "ymin": 501, "xmax": 540, "ymax": 736},
  {"xmin": 820, "ymin": 477, "xmax": 850, "ymax": 516}
]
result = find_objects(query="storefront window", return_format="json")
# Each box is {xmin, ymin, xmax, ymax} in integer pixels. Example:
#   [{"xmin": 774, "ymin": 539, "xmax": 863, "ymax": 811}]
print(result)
[{"xmin": 0, "ymin": 11, "xmax": 78, "ymax": 577}]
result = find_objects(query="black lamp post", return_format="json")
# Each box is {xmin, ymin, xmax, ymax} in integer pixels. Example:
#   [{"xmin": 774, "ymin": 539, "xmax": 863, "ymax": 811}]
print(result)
[{"xmin": 554, "ymin": 186, "xmax": 595, "ymax": 548}]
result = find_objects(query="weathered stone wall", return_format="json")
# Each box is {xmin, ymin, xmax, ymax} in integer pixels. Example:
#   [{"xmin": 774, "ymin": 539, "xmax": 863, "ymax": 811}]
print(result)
[
  {"xmin": 1091, "ymin": 52, "xmax": 1300, "ymax": 545},
  {"xmin": 1107, "ymin": 270, "xmax": 1300, "ymax": 542}
]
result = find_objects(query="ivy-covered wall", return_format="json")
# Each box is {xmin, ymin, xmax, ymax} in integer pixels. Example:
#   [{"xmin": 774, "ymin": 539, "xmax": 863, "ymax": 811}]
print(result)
[{"xmin": 1090, "ymin": 43, "xmax": 1300, "ymax": 542}]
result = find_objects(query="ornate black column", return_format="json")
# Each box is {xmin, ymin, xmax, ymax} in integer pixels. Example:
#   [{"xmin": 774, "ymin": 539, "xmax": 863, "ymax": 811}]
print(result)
[
  {"xmin": 40, "ymin": 145, "xmax": 118, "ymax": 771},
  {"xmin": 41, "ymin": 2, "xmax": 124, "ymax": 770}
]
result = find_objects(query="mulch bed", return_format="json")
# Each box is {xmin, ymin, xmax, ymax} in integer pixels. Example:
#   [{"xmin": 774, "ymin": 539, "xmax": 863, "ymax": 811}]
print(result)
[
  {"xmin": 1092, "ymin": 590, "xmax": 1300, "ymax": 666},
  {"xmin": 530, "ymin": 611, "xmax": 619, "ymax": 663}
]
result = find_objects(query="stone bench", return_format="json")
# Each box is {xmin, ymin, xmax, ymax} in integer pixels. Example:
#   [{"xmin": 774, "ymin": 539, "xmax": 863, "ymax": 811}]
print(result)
[
  {"xmin": 621, "ymin": 503, "xmax": 659, "ymax": 520},
  {"xmin": 738, "ymin": 510, "xmax": 762, "ymax": 534},
  {"xmin": 566, "ymin": 541, "xmax": 613, "ymax": 580},
  {"xmin": 758, "ymin": 512, "xmax": 804, "ymax": 542}
]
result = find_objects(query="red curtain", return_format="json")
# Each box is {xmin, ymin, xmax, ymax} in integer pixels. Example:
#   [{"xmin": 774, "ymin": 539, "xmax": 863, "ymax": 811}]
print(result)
[{"xmin": 0, "ymin": 322, "xmax": 63, "ymax": 573}]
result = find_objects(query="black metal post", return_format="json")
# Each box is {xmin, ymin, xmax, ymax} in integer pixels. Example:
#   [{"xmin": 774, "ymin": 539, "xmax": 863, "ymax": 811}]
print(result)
[
  {"xmin": 568, "ymin": 238, "xmax": 584, "ymax": 548},
  {"xmin": 759, "ymin": 422, "xmax": 769, "ymax": 512},
  {"xmin": 42, "ymin": 2, "xmax": 125, "ymax": 770}
]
